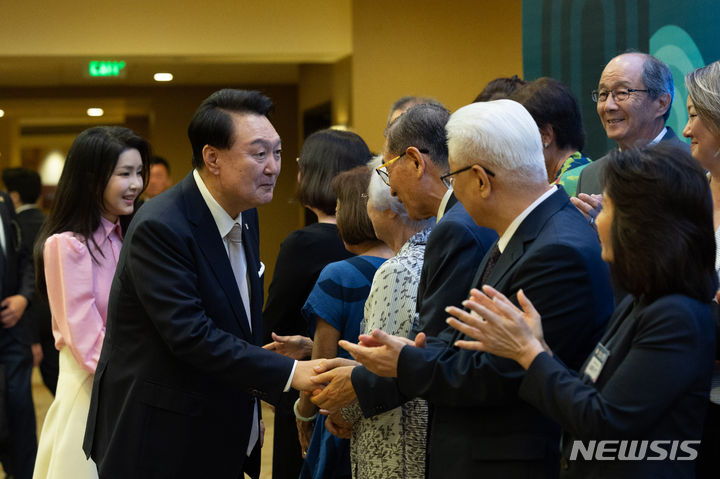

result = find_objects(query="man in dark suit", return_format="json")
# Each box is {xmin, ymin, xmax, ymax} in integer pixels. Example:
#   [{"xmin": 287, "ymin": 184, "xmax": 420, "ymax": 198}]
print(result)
[
  {"xmin": 379, "ymin": 103, "xmax": 497, "ymax": 338},
  {"xmin": 577, "ymin": 52, "xmax": 688, "ymax": 195},
  {"xmin": 309, "ymin": 103, "xmax": 496, "ymax": 418},
  {"xmin": 0, "ymin": 189, "xmax": 36, "ymax": 479},
  {"xmin": 83, "ymin": 89, "xmax": 321, "ymax": 479},
  {"xmin": 336, "ymin": 100, "xmax": 614, "ymax": 478},
  {"xmin": 2, "ymin": 167, "xmax": 58, "ymax": 395}
]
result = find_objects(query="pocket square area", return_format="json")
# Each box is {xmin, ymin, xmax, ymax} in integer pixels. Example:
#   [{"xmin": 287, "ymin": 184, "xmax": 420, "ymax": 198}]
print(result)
[{"xmin": 258, "ymin": 262, "xmax": 265, "ymax": 277}]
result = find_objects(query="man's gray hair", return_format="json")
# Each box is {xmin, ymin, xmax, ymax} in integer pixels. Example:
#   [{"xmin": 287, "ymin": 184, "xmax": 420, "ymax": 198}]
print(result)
[
  {"xmin": 386, "ymin": 103, "xmax": 451, "ymax": 171},
  {"xmin": 386, "ymin": 96, "xmax": 444, "ymax": 126},
  {"xmin": 367, "ymin": 156, "xmax": 435, "ymax": 231},
  {"xmin": 446, "ymin": 100, "xmax": 547, "ymax": 184},
  {"xmin": 640, "ymin": 54, "xmax": 674, "ymax": 121}
]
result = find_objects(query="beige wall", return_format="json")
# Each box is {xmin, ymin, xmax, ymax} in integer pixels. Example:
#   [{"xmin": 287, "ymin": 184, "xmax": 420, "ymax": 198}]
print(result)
[
  {"xmin": 351, "ymin": 0, "xmax": 523, "ymax": 151},
  {"xmin": 1, "ymin": 0, "xmax": 351, "ymax": 60},
  {"xmin": 0, "ymin": 0, "xmax": 525, "ymax": 303}
]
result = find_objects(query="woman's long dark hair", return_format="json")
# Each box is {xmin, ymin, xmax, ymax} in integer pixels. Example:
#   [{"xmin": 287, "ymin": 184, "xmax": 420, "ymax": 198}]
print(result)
[
  {"xmin": 602, "ymin": 144, "xmax": 717, "ymax": 301},
  {"xmin": 34, "ymin": 126, "xmax": 150, "ymax": 298}
]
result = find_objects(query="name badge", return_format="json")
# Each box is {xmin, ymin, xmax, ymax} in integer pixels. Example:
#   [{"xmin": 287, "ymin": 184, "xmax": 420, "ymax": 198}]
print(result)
[{"xmin": 584, "ymin": 343, "xmax": 610, "ymax": 383}]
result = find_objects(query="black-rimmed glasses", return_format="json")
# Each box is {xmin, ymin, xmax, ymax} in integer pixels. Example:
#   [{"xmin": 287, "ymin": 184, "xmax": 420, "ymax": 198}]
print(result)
[
  {"xmin": 440, "ymin": 164, "xmax": 495, "ymax": 188},
  {"xmin": 591, "ymin": 88, "xmax": 649, "ymax": 103}
]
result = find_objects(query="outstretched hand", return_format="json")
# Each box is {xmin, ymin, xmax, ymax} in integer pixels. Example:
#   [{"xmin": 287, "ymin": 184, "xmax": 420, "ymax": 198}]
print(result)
[
  {"xmin": 445, "ymin": 285, "xmax": 548, "ymax": 369},
  {"xmin": 309, "ymin": 362, "xmax": 357, "ymax": 411},
  {"xmin": 339, "ymin": 329, "xmax": 422, "ymax": 378},
  {"xmin": 263, "ymin": 332, "xmax": 313, "ymax": 360},
  {"xmin": 291, "ymin": 359, "xmax": 326, "ymax": 391}
]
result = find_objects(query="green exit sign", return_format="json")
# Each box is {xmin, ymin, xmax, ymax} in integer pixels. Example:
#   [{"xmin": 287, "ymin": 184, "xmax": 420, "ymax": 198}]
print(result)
[{"xmin": 89, "ymin": 61, "xmax": 126, "ymax": 77}]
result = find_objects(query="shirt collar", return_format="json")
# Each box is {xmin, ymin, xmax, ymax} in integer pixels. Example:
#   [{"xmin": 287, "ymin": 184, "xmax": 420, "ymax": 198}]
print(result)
[
  {"xmin": 436, "ymin": 188, "xmax": 453, "ymax": 222},
  {"xmin": 618, "ymin": 127, "xmax": 667, "ymax": 152},
  {"xmin": 497, "ymin": 185, "xmax": 557, "ymax": 253},
  {"xmin": 649, "ymin": 127, "xmax": 667, "ymax": 146},
  {"xmin": 96, "ymin": 215, "xmax": 122, "ymax": 242},
  {"xmin": 193, "ymin": 169, "xmax": 241, "ymax": 238}
]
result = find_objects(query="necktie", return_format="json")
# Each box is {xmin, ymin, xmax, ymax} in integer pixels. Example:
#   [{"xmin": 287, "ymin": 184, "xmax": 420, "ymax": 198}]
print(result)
[
  {"xmin": 226, "ymin": 223, "xmax": 252, "ymax": 330},
  {"xmin": 479, "ymin": 244, "xmax": 502, "ymax": 287},
  {"xmin": 226, "ymin": 223, "xmax": 258, "ymax": 455}
]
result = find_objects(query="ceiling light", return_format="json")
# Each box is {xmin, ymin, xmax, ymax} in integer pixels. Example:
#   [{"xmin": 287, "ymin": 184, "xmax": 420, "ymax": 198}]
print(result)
[
  {"xmin": 154, "ymin": 73, "xmax": 173, "ymax": 82},
  {"xmin": 87, "ymin": 108, "xmax": 104, "ymax": 117},
  {"xmin": 0, "ymin": 109, "xmax": 4, "ymax": 118}
]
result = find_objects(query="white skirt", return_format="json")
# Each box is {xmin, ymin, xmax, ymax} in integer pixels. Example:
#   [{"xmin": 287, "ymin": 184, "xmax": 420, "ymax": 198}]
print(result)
[{"xmin": 33, "ymin": 347, "xmax": 98, "ymax": 479}]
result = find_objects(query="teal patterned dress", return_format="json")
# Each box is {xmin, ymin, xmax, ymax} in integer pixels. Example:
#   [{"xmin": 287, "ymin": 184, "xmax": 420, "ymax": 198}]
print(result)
[{"xmin": 553, "ymin": 151, "xmax": 592, "ymax": 197}]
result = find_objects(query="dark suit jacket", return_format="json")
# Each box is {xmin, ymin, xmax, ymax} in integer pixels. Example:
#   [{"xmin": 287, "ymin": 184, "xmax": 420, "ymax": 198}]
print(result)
[
  {"xmin": 84, "ymin": 174, "xmax": 295, "ymax": 479},
  {"xmin": 357, "ymin": 188, "xmax": 614, "ymax": 478},
  {"xmin": 412, "ymin": 194, "xmax": 497, "ymax": 338},
  {"xmin": 0, "ymin": 195, "xmax": 35, "ymax": 345},
  {"xmin": 15, "ymin": 207, "xmax": 50, "ymax": 344},
  {"xmin": 351, "ymin": 194, "xmax": 497, "ymax": 418},
  {"xmin": 576, "ymin": 127, "xmax": 689, "ymax": 195},
  {"xmin": 520, "ymin": 294, "xmax": 715, "ymax": 478}
]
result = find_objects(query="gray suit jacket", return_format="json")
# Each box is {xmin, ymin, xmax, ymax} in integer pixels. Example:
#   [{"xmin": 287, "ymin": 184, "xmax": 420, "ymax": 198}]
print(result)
[{"xmin": 576, "ymin": 127, "xmax": 688, "ymax": 195}]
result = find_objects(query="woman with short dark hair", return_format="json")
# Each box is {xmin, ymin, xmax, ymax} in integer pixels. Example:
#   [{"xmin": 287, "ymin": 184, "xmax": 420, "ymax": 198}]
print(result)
[
  {"xmin": 512, "ymin": 77, "xmax": 591, "ymax": 196},
  {"xmin": 262, "ymin": 129, "xmax": 371, "ymax": 479},
  {"xmin": 447, "ymin": 145, "xmax": 716, "ymax": 478},
  {"xmin": 297, "ymin": 165, "xmax": 392, "ymax": 479}
]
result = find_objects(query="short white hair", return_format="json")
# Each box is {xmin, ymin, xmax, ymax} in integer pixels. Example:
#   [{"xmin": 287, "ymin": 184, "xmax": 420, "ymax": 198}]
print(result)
[
  {"xmin": 446, "ymin": 99, "xmax": 547, "ymax": 184},
  {"xmin": 367, "ymin": 156, "xmax": 435, "ymax": 230}
]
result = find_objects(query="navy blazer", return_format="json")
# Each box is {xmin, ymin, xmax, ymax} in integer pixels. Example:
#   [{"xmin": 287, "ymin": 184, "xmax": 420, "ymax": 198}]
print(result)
[
  {"xmin": 385, "ymin": 189, "xmax": 613, "ymax": 478},
  {"xmin": 521, "ymin": 295, "xmax": 715, "ymax": 478},
  {"xmin": 84, "ymin": 173, "xmax": 294, "ymax": 479},
  {"xmin": 576, "ymin": 127, "xmax": 688, "ymax": 195},
  {"xmin": 413, "ymin": 194, "xmax": 497, "ymax": 338},
  {"xmin": 351, "ymin": 194, "xmax": 496, "ymax": 417}
]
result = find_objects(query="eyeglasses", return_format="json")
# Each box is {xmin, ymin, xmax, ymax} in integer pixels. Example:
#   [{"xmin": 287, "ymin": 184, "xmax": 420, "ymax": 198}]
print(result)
[
  {"xmin": 375, "ymin": 148, "xmax": 429, "ymax": 186},
  {"xmin": 440, "ymin": 163, "xmax": 495, "ymax": 188},
  {"xmin": 591, "ymin": 88, "xmax": 649, "ymax": 103}
]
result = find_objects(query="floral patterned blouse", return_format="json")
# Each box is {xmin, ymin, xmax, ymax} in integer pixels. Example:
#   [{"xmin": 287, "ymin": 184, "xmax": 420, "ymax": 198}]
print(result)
[{"xmin": 342, "ymin": 227, "xmax": 432, "ymax": 479}]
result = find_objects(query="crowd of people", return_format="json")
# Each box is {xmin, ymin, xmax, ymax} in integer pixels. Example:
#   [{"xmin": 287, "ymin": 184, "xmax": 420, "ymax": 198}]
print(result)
[{"xmin": 0, "ymin": 51, "xmax": 717, "ymax": 479}]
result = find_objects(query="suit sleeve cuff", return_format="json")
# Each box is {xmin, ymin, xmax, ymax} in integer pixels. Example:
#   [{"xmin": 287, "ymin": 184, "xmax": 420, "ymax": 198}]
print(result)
[{"xmin": 283, "ymin": 360, "xmax": 298, "ymax": 392}]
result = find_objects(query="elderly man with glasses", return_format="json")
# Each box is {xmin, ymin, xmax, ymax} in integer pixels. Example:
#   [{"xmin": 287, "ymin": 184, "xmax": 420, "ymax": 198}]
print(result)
[
  {"xmin": 335, "ymin": 99, "xmax": 613, "ymax": 478},
  {"xmin": 310, "ymin": 102, "xmax": 496, "ymax": 432},
  {"xmin": 372, "ymin": 103, "xmax": 497, "ymax": 339},
  {"xmin": 576, "ymin": 52, "xmax": 688, "ymax": 196}
]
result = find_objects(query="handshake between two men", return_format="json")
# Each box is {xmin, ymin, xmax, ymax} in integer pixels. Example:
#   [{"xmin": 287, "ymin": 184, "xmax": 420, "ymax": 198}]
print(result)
[{"xmin": 265, "ymin": 329, "xmax": 429, "ymax": 445}]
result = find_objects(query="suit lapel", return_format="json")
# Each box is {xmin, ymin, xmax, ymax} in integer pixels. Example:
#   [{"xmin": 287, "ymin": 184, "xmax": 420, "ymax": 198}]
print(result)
[
  {"xmin": 443, "ymin": 192, "xmax": 458, "ymax": 214},
  {"xmin": 241, "ymin": 218, "xmax": 263, "ymax": 345},
  {"xmin": 182, "ymin": 175, "xmax": 253, "ymax": 338},
  {"xmin": 475, "ymin": 189, "xmax": 569, "ymax": 290}
]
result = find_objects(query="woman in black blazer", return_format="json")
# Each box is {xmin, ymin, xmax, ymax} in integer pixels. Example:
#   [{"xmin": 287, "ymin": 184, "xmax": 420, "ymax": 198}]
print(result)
[{"xmin": 447, "ymin": 145, "xmax": 717, "ymax": 478}]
